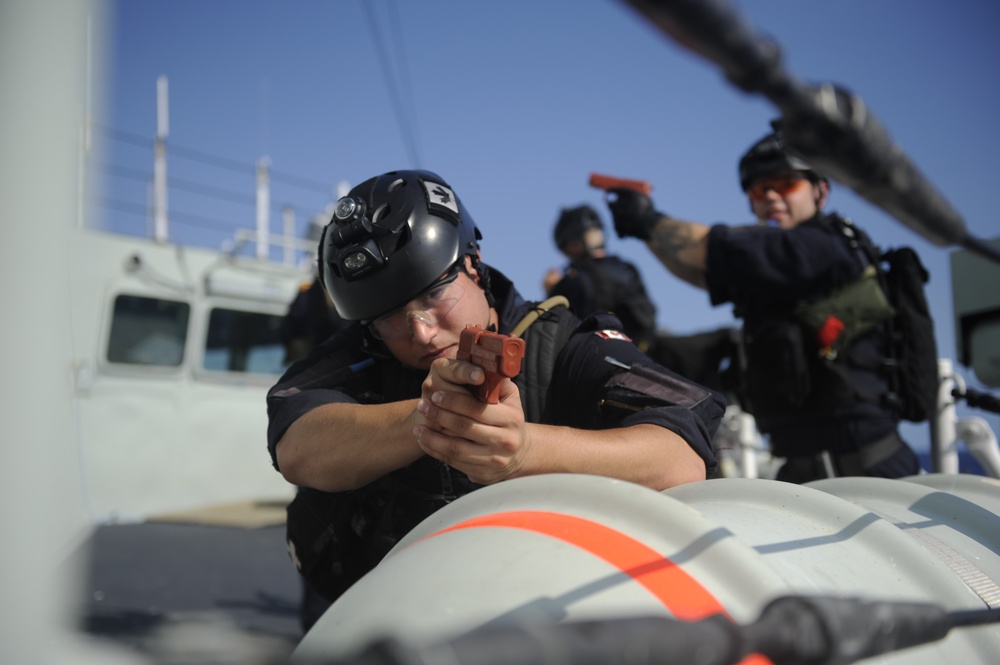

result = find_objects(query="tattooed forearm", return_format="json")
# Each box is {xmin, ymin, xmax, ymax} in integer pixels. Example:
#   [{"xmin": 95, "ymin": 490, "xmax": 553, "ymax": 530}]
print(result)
[
  {"xmin": 651, "ymin": 221, "xmax": 699, "ymax": 258},
  {"xmin": 646, "ymin": 217, "xmax": 710, "ymax": 290}
]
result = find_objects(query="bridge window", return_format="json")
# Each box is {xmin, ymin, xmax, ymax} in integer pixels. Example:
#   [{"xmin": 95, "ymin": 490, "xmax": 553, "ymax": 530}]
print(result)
[
  {"xmin": 203, "ymin": 308, "xmax": 286, "ymax": 374},
  {"xmin": 107, "ymin": 295, "xmax": 190, "ymax": 366}
]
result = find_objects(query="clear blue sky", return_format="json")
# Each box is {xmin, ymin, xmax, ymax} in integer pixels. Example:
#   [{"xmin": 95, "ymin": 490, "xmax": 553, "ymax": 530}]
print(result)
[{"xmin": 98, "ymin": 0, "xmax": 1000, "ymax": 451}]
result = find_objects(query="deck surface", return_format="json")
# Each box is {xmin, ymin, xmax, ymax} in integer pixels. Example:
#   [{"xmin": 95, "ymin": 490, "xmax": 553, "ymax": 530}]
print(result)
[{"xmin": 73, "ymin": 519, "xmax": 304, "ymax": 664}]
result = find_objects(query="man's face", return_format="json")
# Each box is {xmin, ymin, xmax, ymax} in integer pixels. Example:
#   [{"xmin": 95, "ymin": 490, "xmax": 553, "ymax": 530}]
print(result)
[
  {"xmin": 747, "ymin": 171, "xmax": 829, "ymax": 229},
  {"xmin": 372, "ymin": 255, "xmax": 492, "ymax": 370},
  {"xmin": 562, "ymin": 228, "xmax": 605, "ymax": 260}
]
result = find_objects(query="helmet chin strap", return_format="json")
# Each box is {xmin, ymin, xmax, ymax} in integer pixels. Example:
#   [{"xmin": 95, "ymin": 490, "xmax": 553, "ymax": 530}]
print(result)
[
  {"xmin": 481, "ymin": 281, "xmax": 498, "ymax": 333},
  {"xmin": 470, "ymin": 254, "xmax": 496, "ymax": 309},
  {"xmin": 464, "ymin": 253, "xmax": 497, "ymax": 332},
  {"xmin": 443, "ymin": 266, "xmax": 498, "ymax": 334}
]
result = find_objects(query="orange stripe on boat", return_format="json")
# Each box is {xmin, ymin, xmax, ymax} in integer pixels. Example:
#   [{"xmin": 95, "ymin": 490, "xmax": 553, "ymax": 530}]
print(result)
[{"xmin": 426, "ymin": 509, "xmax": 770, "ymax": 665}]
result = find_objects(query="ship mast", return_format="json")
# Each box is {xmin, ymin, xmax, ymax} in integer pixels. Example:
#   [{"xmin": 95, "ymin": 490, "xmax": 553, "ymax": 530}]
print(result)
[{"xmin": 153, "ymin": 75, "xmax": 169, "ymax": 242}]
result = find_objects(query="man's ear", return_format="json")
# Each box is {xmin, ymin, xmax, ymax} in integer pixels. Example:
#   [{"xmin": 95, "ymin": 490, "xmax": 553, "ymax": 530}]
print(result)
[
  {"xmin": 815, "ymin": 179, "xmax": 830, "ymax": 208},
  {"xmin": 465, "ymin": 253, "xmax": 481, "ymax": 284}
]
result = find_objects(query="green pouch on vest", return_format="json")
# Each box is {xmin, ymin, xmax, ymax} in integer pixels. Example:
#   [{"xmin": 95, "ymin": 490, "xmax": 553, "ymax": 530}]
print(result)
[{"xmin": 795, "ymin": 266, "xmax": 895, "ymax": 354}]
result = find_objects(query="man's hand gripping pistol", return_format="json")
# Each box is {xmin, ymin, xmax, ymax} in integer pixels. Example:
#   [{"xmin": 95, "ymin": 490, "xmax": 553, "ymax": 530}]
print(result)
[
  {"xmin": 456, "ymin": 325, "xmax": 526, "ymax": 404},
  {"xmin": 589, "ymin": 172, "xmax": 661, "ymax": 241}
]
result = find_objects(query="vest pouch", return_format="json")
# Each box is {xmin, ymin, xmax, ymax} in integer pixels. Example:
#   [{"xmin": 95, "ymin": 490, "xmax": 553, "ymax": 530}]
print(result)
[
  {"xmin": 362, "ymin": 490, "xmax": 451, "ymax": 563},
  {"xmin": 744, "ymin": 319, "xmax": 811, "ymax": 416},
  {"xmin": 795, "ymin": 266, "xmax": 895, "ymax": 354},
  {"xmin": 810, "ymin": 352, "xmax": 865, "ymax": 410},
  {"xmin": 285, "ymin": 489, "xmax": 372, "ymax": 602}
]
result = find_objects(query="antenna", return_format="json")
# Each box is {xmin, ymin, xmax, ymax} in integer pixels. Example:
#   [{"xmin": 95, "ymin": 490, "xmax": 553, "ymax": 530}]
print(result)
[
  {"xmin": 282, "ymin": 206, "xmax": 295, "ymax": 266},
  {"xmin": 154, "ymin": 75, "xmax": 169, "ymax": 243},
  {"xmin": 256, "ymin": 156, "xmax": 271, "ymax": 260},
  {"xmin": 77, "ymin": 13, "xmax": 93, "ymax": 230}
]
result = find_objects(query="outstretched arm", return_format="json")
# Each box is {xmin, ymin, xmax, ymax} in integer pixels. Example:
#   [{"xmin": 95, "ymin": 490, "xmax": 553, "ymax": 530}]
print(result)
[
  {"xmin": 606, "ymin": 188, "xmax": 712, "ymax": 290},
  {"xmin": 644, "ymin": 215, "xmax": 711, "ymax": 290}
]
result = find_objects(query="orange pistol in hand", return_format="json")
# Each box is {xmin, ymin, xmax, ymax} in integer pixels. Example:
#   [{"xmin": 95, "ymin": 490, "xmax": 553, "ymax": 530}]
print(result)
[
  {"xmin": 589, "ymin": 172, "xmax": 654, "ymax": 196},
  {"xmin": 456, "ymin": 325, "xmax": 526, "ymax": 404}
]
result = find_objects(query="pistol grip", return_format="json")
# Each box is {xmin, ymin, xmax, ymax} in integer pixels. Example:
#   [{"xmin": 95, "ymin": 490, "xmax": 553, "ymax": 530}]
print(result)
[{"xmin": 475, "ymin": 374, "xmax": 503, "ymax": 404}]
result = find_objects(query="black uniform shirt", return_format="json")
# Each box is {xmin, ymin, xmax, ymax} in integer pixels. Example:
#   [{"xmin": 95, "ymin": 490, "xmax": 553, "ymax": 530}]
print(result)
[
  {"xmin": 705, "ymin": 214, "xmax": 862, "ymax": 316},
  {"xmin": 266, "ymin": 266, "xmax": 723, "ymax": 478},
  {"xmin": 703, "ymin": 213, "xmax": 897, "ymax": 454},
  {"xmin": 549, "ymin": 255, "xmax": 658, "ymax": 344}
]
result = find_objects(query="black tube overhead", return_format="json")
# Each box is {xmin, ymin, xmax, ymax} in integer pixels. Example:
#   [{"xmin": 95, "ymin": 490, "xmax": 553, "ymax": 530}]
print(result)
[{"xmin": 621, "ymin": 0, "xmax": 1000, "ymax": 265}]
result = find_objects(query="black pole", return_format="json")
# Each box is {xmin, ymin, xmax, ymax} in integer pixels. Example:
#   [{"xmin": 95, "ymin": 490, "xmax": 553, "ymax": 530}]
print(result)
[
  {"xmin": 292, "ymin": 595, "xmax": 1000, "ymax": 665},
  {"xmin": 621, "ymin": 0, "xmax": 1000, "ymax": 265}
]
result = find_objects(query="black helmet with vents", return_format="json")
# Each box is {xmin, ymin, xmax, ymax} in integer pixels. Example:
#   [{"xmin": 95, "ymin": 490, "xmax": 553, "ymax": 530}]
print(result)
[
  {"xmin": 553, "ymin": 204, "xmax": 604, "ymax": 252},
  {"xmin": 318, "ymin": 170, "xmax": 481, "ymax": 321},
  {"xmin": 738, "ymin": 121, "xmax": 827, "ymax": 191}
]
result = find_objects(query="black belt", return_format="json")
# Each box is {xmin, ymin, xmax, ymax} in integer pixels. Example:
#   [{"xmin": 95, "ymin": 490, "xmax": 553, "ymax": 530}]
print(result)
[{"xmin": 790, "ymin": 431, "xmax": 906, "ymax": 478}]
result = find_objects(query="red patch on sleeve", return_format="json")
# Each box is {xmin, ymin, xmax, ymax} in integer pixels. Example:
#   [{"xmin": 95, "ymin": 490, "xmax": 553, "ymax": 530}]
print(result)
[{"xmin": 594, "ymin": 329, "xmax": 632, "ymax": 342}]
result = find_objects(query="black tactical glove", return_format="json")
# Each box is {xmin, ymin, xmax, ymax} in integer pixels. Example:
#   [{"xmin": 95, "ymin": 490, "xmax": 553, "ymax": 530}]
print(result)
[{"xmin": 607, "ymin": 188, "xmax": 664, "ymax": 240}]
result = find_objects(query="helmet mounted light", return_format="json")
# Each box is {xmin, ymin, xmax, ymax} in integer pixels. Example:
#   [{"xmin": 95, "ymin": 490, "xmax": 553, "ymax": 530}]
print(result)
[{"xmin": 328, "ymin": 195, "xmax": 385, "ymax": 280}]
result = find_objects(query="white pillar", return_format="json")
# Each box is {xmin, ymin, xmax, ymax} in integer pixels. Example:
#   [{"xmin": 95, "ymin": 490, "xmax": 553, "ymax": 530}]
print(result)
[
  {"xmin": 0, "ymin": 0, "xmax": 108, "ymax": 661},
  {"xmin": 930, "ymin": 358, "xmax": 961, "ymax": 474}
]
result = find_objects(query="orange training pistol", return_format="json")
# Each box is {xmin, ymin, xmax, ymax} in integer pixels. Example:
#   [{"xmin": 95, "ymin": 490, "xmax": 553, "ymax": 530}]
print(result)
[
  {"xmin": 456, "ymin": 325, "xmax": 526, "ymax": 404},
  {"xmin": 588, "ymin": 172, "xmax": 654, "ymax": 195}
]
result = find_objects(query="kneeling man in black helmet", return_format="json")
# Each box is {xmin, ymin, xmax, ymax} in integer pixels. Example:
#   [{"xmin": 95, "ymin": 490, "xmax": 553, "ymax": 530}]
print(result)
[{"xmin": 267, "ymin": 169, "xmax": 724, "ymax": 614}]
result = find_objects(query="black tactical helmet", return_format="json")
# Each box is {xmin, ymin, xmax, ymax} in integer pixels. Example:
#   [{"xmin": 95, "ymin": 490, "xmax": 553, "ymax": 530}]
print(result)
[
  {"xmin": 553, "ymin": 204, "xmax": 604, "ymax": 252},
  {"xmin": 738, "ymin": 121, "xmax": 827, "ymax": 191},
  {"xmin": 318, "ymin": 170, "xmax": 482, "ymax": 322}
]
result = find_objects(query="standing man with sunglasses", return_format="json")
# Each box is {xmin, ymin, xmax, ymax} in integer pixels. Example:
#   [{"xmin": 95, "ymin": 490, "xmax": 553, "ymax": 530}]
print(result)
[
  {"xmin": 606, "ymin": 123, "xmax": 922, "ymax": 484},
  {"xmin": 267, "ymin": 169, "xmax": 724, "ymax": 625}
]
